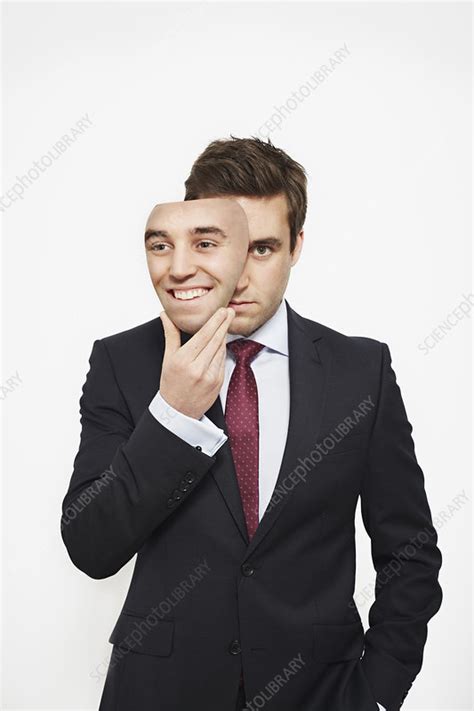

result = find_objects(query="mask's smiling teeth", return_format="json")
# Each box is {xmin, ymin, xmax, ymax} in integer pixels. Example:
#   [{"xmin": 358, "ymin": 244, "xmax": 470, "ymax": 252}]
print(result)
[{"xmin": 171, "ymin": 287, "xmax": 211, "ymax": 301}]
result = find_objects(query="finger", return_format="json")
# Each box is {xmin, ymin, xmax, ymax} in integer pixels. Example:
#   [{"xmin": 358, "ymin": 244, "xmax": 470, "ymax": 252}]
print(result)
[
  {"xmin": 160, "ymin": 311, "xmax": 181, "ymax": 357},
  {"xmin": 181, "ymin": 306, "xmax": 230, "ymax": 360},
  {"xmin": 195, "ymin": 308, "xmax": 235, "ymax": 370},
  {"xmin": 208, "ymin": 338, "xmax": 228, "ymax": 383}
]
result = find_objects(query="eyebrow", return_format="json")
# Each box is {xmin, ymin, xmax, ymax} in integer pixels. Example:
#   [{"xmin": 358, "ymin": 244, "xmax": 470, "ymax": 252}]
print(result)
[
  {"xmin": 250, "ymin": 237, "xmax": 283, "ymax": 248},
  {"xmin": 144, "ymin": 225, "xmax": 229, "ymax": 243}
]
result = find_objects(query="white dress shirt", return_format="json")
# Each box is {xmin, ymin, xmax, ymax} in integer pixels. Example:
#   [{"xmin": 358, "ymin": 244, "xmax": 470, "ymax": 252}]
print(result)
[{"xmin": 148, "ymin": 299, "xmax": 385, "ymax": 711}]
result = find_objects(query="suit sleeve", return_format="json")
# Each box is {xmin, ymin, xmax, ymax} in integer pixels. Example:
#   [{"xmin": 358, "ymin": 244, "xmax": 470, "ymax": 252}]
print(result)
[
  {"xmin": 60, "ymin": 338, "xmax": 217, "ymax": 580},
  {"xmin": 360, "ymin": 343, "xmax": 442, "ymax": 711}
]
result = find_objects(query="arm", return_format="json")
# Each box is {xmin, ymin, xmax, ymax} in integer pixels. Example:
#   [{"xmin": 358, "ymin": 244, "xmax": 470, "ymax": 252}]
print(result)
[
  {"xmin": 60, "ymin": 339, "xmax": 218, "ymax": 580},
  {"xmin": 360, "ymin": 343, "xmax": 442, "ymax": 711}
]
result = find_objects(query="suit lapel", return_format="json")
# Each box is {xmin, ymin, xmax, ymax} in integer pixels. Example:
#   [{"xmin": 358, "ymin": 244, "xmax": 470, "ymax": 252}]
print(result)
[{"xmin": 205, "ymin": 397, "xmax": 250, "ymax": 544}]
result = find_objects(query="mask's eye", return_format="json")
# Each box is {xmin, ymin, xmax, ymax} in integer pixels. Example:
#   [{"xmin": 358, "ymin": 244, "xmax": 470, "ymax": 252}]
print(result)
[{"xmin": 149, "ymin": 242, "xmax": 169, "ymax": 252}]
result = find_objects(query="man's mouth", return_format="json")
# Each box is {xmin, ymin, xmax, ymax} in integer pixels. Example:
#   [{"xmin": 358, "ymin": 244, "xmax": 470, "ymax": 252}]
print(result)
[
  {"xmin": 168, "ymin": 287, "xmax": 212, "ymax": 302},
  {"xmin": 229, "ymin": 300, "xmax": 253, "ymax": 311}
]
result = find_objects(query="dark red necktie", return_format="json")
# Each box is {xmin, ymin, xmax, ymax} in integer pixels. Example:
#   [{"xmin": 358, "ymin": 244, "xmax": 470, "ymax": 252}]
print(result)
[{"xmin": 224, "ymin": 338, "xmax": 264, "ymax": 540}]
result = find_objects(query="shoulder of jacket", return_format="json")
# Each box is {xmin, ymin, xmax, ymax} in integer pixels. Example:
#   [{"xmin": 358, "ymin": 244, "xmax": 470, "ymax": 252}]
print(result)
[{"xmin": 97, "ymin": 316, "xmax": 164, "ymax": 354}]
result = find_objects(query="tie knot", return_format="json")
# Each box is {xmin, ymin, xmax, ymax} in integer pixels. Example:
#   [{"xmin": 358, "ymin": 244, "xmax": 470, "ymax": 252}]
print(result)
[{"xmin": 227, "ymin": 338, "xmax": 264, "ymax": 365}]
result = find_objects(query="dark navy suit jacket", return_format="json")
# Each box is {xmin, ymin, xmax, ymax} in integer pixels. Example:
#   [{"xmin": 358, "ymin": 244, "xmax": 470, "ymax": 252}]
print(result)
[{"xmin": 61, "ymin": 300, "xmax": 442, "ymax": 711}]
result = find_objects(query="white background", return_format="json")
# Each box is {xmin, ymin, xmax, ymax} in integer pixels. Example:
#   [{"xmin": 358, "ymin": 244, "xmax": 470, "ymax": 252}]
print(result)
[{"xmin": 1, "ymin": 2, "xmax": 471, "ymax": 709}]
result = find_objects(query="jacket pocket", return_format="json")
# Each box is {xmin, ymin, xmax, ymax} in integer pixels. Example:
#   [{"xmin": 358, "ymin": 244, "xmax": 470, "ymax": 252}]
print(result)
[
  {"xmin": 108, "ymin": 611, "xmax": 174, "ymax": 657},
  {"xmin": 312, "ymin": 621, "xmax": 365, "ymax": 662}
]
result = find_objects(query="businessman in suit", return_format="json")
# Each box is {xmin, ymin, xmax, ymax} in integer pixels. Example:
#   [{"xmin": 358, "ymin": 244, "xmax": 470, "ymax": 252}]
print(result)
[{"xmin": 61, "ymin": 137, "xmax": 442, "ymax": 711}]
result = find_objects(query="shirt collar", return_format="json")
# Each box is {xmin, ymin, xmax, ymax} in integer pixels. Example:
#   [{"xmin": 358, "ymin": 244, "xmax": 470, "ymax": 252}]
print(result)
[{"xmin": 226, "ymin": 299, "xmax": 289, "ymax": 356}]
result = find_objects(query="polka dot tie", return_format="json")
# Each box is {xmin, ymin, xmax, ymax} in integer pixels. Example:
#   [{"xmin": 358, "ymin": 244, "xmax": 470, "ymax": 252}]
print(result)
[{"xmin": 225, "ymin": 338, "xmax": 264, "ymax": 540}]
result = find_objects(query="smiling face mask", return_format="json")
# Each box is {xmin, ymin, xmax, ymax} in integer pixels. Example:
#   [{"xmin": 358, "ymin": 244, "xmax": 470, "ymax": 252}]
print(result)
[{"xmin": 145, "ymin": 197, "xmax": 249, "ymax": 334}]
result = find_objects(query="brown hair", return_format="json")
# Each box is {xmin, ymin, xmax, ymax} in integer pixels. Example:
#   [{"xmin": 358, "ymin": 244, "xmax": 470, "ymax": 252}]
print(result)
[{"xmin": 184, "ymin": 136, "xmax": 307, "ymax": 253}]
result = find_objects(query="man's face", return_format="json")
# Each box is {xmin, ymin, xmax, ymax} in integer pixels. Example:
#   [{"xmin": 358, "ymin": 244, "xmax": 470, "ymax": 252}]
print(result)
[
  {"xmin": 145, "ymin": 198, "xmax": 249, "ymax": 334},
  {"xmin": 210, "ymin": 193, "xmax": 304, "ymax": 337}
]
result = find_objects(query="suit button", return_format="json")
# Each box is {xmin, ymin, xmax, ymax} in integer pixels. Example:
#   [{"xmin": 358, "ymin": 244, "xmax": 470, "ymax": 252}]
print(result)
[
  {"xmin": 229, "ymin": 639, "xmax": 241, "ymax": 655},
  {"xmin": 172, "ymin": 489, "xmax": 183, "ymax": 501},
  {"xmin": 185, "ymin": 472, "xmax": 195, "ymax": 484},
  {"xmin": 241, "ymin": 563, "xmax": 254, "ymax": 576},
  {"xmin": 166, "ymin": 498, "xmax": 175, "ymax": 507},
  {"xmin": 179, "ymin": 481, "xmax": 190, "ymax": 492}
]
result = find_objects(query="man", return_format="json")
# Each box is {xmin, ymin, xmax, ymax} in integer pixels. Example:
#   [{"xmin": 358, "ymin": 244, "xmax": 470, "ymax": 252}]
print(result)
[{"xmin": 61, "ymin": 138, "xmax": 442, "ymax": 711}]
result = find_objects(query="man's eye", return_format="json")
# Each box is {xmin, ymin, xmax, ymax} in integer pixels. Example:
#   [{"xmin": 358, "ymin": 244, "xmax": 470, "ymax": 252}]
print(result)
[
  {"xmin": 253, "ymin": 245, "xmax": 273, "ymax": 256},
  {"xmin": 198, "ymin": 241, "xmax": 215, "ymax": 249}
]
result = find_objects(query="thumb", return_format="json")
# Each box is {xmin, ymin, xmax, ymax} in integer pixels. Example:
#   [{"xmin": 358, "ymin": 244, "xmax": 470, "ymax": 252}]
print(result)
[{"xmin": 160, "ymin": 311, "xmax": 181, "ymax": 357}]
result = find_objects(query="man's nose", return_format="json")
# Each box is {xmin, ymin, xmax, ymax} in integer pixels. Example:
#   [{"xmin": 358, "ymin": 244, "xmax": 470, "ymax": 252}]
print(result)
[{"xmin": 234, "ymin": 269, "xmax": 250, "ymax": 292}]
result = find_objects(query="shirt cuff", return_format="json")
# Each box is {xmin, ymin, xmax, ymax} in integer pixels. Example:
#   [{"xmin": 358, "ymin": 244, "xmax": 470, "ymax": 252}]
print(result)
[
  {"xmin": 149, "ymin": 391, "xmax": 228, "ymax": 457},
  {"xmin": 377, "ymin": 704, "xmax": 386, "ymax": 710}
]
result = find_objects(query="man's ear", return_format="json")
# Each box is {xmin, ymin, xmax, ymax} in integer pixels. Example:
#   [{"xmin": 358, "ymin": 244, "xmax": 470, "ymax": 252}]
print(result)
[{"xmin": 291, "ymin": 230, "xmax": 304, "ymax": 266}]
